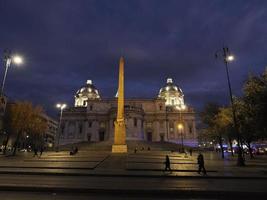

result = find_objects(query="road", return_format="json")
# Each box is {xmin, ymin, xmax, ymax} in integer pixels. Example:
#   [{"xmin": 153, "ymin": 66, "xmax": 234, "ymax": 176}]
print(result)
[{"xmin": 0, "ymin": 174, "xmax": 266, "ymax": 199}]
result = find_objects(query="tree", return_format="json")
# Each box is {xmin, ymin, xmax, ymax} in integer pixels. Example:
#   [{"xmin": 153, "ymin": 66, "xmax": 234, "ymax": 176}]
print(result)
[
  {"xmin": 200, "ymin": 103, "xmax": 226, "ymax": 158},
  {"xmin": 233, "ymin": 71, "xmax": 267, "ymax": 159},
  {"xmin": 242, "ymin": 72, "xmax": 267, "ymax": 140},
  {"xmin": 3, "ymin": 101, "xmax": 47, "ymax": 155},
  {"xmin": 215, "ymin": 107, "xmax": 235, "ymax": 157}
]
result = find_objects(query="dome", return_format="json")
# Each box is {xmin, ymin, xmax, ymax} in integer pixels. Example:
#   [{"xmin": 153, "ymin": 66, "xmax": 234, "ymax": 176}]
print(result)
[
  {"xmin": 158, "ymin": 78, "xmax": 183, "ymax": 95},
  {"xmin": 158, "ymin": 78, "xmax": 186, "ymax": 109},
  {"xmin": 74, "ymin": 80, "xmax": 100, "ymax": 107}
]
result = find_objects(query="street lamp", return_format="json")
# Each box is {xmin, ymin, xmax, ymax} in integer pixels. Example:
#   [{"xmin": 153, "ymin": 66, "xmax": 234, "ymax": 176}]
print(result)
[
  {"xmin": 178, "ymin": 123, "xmax": 184, "ymax": 152},
  {"xmin": 56, "ymin": 103, "xmax": 67, "ymax": 151},
  {"xmin": 215, "ymin": 46, "xmax": 245, "ymax": 166},
  {"xmin": 1, "ymin": 49, "xmax": 23, "ymax": 96}
]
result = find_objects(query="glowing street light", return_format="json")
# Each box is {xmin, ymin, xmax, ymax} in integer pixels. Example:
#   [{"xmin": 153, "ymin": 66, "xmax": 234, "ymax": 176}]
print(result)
[
  {"xmin": 1, "ymin": 49, "xmax": 24, "ymax": 95},
  {"xmin": 56, "ymin": 103, "xmax": 67, "ymax": 109},
  {"xmin": 178, "ymin": 123, "xmax": 183, "ymax": 130},
  {"xmin": 178, "ymin": 123, "xmax": 184, "ymax": 152},
  {"xmin": 226, "ymin": 55, "xmax": 234, "ymax": 62},
  {"xmin": 56, "ymin": 103, "xmax": 67, "ymax": 151},
  {"xmin": 12, "ymin": 55, "xmax": 23, "ymax": 65}
]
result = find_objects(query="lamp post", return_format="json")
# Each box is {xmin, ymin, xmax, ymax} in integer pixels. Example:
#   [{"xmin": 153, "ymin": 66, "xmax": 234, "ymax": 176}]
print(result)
[
  {"xmin": 215, "ymin": 46, "xmax": 245, "ymax": 166},
  {"xmin": 1, "ymin": 49, "xmax": 23, "ymax": 96},
  {"xmin": 56, "ymin": 103, "xmax": 67, "ymax": 151},
  {"xmin": 178, "ymin": 123, "xmax": 184, "ymax": 152}
]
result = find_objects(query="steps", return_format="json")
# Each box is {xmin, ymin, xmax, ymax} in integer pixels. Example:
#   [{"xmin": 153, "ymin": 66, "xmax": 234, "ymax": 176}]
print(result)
[{"xmin": 60, "ymin": 140, "xmax": 187, "ymax": 152}]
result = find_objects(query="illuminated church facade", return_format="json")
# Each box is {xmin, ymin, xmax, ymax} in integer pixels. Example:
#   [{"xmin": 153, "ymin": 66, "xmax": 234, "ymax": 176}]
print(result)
[{"xmin": 59, "ymin": 78, "xmax": 197, "ymax": 146}]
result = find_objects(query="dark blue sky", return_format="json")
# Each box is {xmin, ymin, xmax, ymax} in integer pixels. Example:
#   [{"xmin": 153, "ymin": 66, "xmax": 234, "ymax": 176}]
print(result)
[{"xmin": 0, "ymin": 0, "xmax": 266, "ymax": 117}]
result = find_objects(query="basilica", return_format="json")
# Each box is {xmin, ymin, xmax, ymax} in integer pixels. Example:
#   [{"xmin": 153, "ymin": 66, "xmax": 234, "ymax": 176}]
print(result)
[{"xmin": 59, "ymin": 78, "xmax": 197, "ymax": 146}]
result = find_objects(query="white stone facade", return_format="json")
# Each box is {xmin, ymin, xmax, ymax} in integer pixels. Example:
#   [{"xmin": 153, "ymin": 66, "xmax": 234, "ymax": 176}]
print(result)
[{"xmin": 59, "ymin": 78, "xmax": 197, "ymax": 146}]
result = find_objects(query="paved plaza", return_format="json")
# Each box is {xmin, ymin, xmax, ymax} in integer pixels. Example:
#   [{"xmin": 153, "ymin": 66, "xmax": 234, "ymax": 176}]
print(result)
[{"xmin": 0, "ymin": 147, "xmax": 267, "ymax": 199}]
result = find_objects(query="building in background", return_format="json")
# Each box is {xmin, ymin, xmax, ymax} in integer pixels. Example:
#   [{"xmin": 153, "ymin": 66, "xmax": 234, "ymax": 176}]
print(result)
[
  {"xmin": 59, "ymin": 78, "xmax": 197, "ymax": 146},
  {"xmin": 40, "ymin": 114, "xmax": 58, "ymax": 148}
]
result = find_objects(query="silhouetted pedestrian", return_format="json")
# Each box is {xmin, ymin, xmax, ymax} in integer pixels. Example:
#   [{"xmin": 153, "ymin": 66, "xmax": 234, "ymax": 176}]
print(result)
[
  {"xmin": 197, "ymin": 152, "xmax": 207, "ymax": 175},
  {"xmin": 134, "ymin": 147, "xmax": 137, "ymax": 153},
  {"xmin": 164, "ymin": 155, "xmax": 171, "ymax": 172},
  {"xmin": 39, "ymin": 146, "xmax": 44, "ymax": 157},
  {"xmin": 33, "ymin": 147, "xmax": 38, "ymax": 157},
  {"xmin": 189, "ymin": 148, "xmax": 193, "ymax": 156},
  {"xmin": 70, "ymin": 146, "xmax": 74, "ymax": 155},
  {"xmin": 75, "ymin": 146, "xmax": 78, "ymax": 154}
]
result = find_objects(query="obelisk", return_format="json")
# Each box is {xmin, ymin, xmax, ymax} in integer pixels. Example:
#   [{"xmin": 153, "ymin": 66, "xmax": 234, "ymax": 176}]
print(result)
[{"xmin": 112, "ymin": 57, "xmax": 127, "ymax": 153}]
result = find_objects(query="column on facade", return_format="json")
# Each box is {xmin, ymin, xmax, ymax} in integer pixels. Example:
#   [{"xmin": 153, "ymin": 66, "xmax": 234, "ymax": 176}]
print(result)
[
  {"xmin": 108, "ymin": 118, "xmax": 114, "ymax": 141},
  {"xmin": 83, "ymin": 120, "xmax": 88, "ymax": 141},
  {"xmin": 74, "ymin": 121, "xmax": 79, "ymax": 139},
  {"xmin": 60, "ymin": 120, "xmax": 68, "ymax": 144},
  {"xmin": 126, "ymin": 118, "xmax": 133, "ymax": 139},
  {"xmin": 164, "ymin": 120, "xmax": 168, "ymax": 141},
  {"xmin": 139, "ymin": 119, "xmax": 144, "ymax": 140},
  {"xmin": 153, "ymin": 121, "xmax": 160, "ymax": 142},
  {"xmin": 91, "ymin": 120, "xmax": 99, "ymax": 141}
]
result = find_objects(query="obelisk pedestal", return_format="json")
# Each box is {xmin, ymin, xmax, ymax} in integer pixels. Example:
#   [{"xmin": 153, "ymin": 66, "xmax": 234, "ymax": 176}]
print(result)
[{"xmin": 112, "ymin": 57, "xmax": 127, "ymax": 153}]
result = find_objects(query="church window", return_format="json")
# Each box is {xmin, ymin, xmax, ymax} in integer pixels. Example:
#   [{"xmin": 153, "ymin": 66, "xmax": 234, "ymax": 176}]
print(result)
[
  {"xmin": 89, "ymin": 105, "xmax": 93, "ymax": 110},
  {"xmin": 87, "ymin": 133, "xmax": 91, "ymax": 141},
  {"xmin": 68, "ymin": 122, "xmax": 75, "ymax": 138},
  {"xmin": 134, "ymin": 118, "xmax": 137, "ymax": 127},
  {"xmin": 79, "ymin": 123, "xmax": 83, "ymax": 134},
  {"xmin": 88, "ymin": 121, "xmax": 92, "ymax": 128}
]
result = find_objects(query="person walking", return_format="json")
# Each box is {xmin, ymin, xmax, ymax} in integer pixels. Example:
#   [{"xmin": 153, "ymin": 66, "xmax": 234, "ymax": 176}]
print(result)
[
  {"xmin": 197, "ymin": 152, "xmax": 207, "ymax": 175},
  {"xmin": 189, "ymin": 148, "xmax": 193, "ymax": 156},
  {"xmin": 39, "ymin": 146, "xmax": 44, "ymax": 158},
  {"xmin": 164, "ymin": 155, "xmax": 171, "ymax": 172},
  {"xmin": 33, "ymin": 146, "xmax": 38, "ymax": 157}
]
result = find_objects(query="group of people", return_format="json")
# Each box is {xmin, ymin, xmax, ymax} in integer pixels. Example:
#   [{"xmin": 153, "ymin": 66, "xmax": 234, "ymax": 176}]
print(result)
[
  {"xmin": 33, "ymin": 146, "xmax": 44, "ymax": 157},
  {"xmin": 70, "ymin": 146, "xmax": 79, "ymax": 155},
  {"xmin": 134, "ymin": 146, "xmax": 151, "ymax": 153},
  {"xmin": 164, "ymin": 151, "xmax": 207, "ymax": 175}
]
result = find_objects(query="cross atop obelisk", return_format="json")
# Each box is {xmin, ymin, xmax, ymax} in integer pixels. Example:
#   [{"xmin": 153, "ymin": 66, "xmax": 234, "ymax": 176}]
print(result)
[{"xmin": 112, "ymin": 57, "xmax": 127, "ymax": 153}]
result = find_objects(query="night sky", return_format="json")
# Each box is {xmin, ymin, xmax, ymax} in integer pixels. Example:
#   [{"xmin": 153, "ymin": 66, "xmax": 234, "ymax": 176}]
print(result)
[{"xmin": 0, "ymin": 0, "xmax": 266, "ymax": 117}]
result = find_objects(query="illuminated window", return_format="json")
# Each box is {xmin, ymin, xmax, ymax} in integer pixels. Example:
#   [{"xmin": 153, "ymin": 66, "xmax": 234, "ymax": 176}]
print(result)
[{"xmin": 100, "ymin": 122, "xmax": 105, "ymax": 128}]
